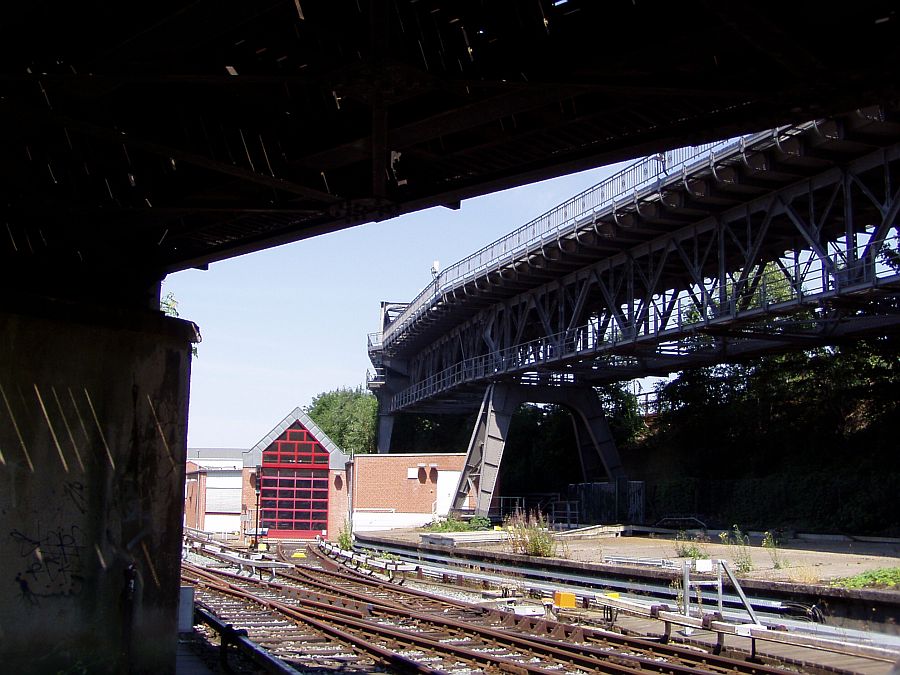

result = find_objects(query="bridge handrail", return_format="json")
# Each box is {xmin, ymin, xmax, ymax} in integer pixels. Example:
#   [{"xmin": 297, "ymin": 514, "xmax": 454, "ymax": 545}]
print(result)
[{"xmin": 381, "ymin": 125, "xmax": 797, "ymax": 347}]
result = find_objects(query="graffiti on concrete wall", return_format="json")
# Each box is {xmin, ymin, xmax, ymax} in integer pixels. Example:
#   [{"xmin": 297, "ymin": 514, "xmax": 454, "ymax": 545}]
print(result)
[{"xmin": 9, "ymin": 523, "xmax": 85, "ymax": 602}]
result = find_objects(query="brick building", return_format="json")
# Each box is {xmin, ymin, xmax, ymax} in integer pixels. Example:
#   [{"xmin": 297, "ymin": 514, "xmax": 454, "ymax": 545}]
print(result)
[
  {"xmin": 350, "ymin": 453, "xmax": 468, "ymax": 531},
  {"xmin": 184, "ymin": 407, "xmax": 472, "ymax": 542}
]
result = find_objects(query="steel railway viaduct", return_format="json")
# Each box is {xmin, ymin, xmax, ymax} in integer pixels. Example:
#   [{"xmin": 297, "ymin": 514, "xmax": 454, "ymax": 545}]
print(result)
[
  {"xmin": 368, "ymin": 109, "xmax": 900, "ymax": 516},
  {"xmin": 1, "ymin": 1, "xmax": 900, "ymax": 673}
]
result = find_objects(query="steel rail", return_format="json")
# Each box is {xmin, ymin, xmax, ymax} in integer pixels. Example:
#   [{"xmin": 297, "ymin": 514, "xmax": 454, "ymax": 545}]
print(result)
[
  {"xmin": 301, "ymin": 546, "xmax": 803, "ymax": 675},
  {"xmin": 348, "ymin": 538, "xmax": 788, "ymax": 615},
  {"xmin": 187, "ymin": 548, "xmax": 797, "ymax": 674},
  {"xmin": 348, "ymin": 538, "xmax": 900, "ymax": 665},
  {"xmin": 183, "ymin": 563, "xmax": 373, "ymax": 619},
  {"xmin": 296, "ymin": 546, "xmax": 742, "ymax": 668},
  {"xmin": 187, "ymin": 568, "xmax": 582, "ymax": 674},
  {"xmin": 187, "ymin": 564, "xmax": 717, "ymax": 675},
  {"xmin": 191, "ymin": 539, "xmax": 899, "ymax": 673},
  {"xmin": 184, "ymin": 565, "xmax": 443, "ymax": 674},
  {"xmin": 193, "ymin": 605, "xmax": 304, "ymax": 675}
]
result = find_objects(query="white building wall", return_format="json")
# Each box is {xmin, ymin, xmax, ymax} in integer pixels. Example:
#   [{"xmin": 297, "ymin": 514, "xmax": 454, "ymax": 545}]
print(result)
[
  {"xmin": 205, "ymin": 488, "xmax": 241, "ymax": 513},
  {"xmin": 434, "ymin": 470, "xmax": 461, "ymax": 516},
  {"xmin": 203, "ymin": 514, "xmax": 241, "ymax": 533},
  {"xmin": 352, "ymin": 511, "xmax": 436, "ymax": 532}
]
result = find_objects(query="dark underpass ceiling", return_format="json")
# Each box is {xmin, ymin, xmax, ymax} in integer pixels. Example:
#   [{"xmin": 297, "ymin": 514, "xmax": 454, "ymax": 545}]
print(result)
[{"xmin": 1, "ymin": 0, "xmax": 899, "ymax": 286}]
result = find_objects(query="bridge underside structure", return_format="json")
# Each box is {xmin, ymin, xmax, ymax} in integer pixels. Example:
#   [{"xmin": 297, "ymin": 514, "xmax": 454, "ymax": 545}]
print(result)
[
  {"xmin": 370, "ymin": 106, "xmax": 900, "ymax": 508},
  {"xmin": 3, "ymin": 2, "xmax": 900, "ymax": 672}
]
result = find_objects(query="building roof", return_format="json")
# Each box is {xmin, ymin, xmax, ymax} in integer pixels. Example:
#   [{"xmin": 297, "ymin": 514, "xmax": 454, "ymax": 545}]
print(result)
[
  {"xmin": 188, "ymin": 447, "xmax": 247, "ymax": 461},
  {"xmin": 246, "ymin": 407, "xmax": 350, "ymax": 471},
  {"xmin": 186, "ymin": 447, "xmax": 246, "ymax": 470}
]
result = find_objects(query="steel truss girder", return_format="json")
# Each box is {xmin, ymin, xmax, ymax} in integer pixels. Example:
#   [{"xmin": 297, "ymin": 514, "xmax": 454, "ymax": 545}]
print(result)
[
  {"xmin": 391, "ymin": 143, "xmax": 900, "ymax": 413},
  {"xmin": 452, "ymin": 384, "xmax": 625, "ymax": 515}
]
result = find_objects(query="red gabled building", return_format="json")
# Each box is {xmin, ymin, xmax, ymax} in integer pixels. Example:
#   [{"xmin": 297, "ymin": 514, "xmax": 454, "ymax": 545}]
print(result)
[{"xmin": 244, "ymin": 408, "xmax": 350, "ymax": 540}]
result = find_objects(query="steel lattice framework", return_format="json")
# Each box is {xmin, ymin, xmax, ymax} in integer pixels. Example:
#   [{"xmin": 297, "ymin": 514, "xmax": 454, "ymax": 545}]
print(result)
[{"xmin": 370, "ymin": 107, "xmax": 900, "ymax": 417}]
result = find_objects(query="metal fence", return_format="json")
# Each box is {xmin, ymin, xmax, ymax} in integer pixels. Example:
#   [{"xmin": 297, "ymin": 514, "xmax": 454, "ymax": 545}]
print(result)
[{"xmin": 568, "ymin": 481, "xmax": 645, "ymax": 524}]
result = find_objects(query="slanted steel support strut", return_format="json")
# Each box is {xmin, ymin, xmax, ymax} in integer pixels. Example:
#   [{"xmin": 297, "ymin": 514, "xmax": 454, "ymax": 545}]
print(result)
[{"xmin": 451, "ymin": 383, "xmax": 625, "ymax": 516}]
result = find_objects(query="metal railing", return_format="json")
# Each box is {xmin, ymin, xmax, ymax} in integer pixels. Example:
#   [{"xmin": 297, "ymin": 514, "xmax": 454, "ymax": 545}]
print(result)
[
  {"xmin": 381, "ymin": 125, "xmax": 806, "ymax": 348},
  {"xmin": 387, "ymin": 232, "xmax": 900, "ymax": 411},
  {"xmin": 194, "ymin": 606, "xmax": 303, "ymax": 674}
]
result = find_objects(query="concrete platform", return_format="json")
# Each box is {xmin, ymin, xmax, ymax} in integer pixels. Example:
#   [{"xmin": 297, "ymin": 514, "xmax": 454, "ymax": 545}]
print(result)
[
  {"xmin": 176, "ymin": 638, "xmax": 218, "ymax": 675},
  {"xmin": 369, "ymin": 527, "xmax": 900, "ymax": 585}
]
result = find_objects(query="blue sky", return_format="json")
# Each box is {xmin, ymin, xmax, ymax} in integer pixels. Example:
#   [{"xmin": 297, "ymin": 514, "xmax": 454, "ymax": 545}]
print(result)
[{"xmin": 168, "ymin": 161, "xmax": 631, "ymax": 448}]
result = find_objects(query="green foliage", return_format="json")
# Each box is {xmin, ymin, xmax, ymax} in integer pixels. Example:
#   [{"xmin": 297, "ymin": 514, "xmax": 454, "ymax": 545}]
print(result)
[
  {"xmin": 425, "ymin": 515, "xmax": 474, "ymax": 532},
  {"xmin": 762, "ymin": 530, "xmax": 788, "ymax": 569},
  {"xmin": 160, "ymin": 290, "xmax": 198, "ymax": 357},
  {"xmin": 497, "ymin": 404, "xmax": 581, "ymax": 494},
  {"xmin": 469, "ymin": 516, "xmax": 492, "ymax": 530},
  {"xmin": 337, "ymin": 521, "xmax": 353, "ymax": 551},
  {"xmin": 504, "ymin": 510, "xmax": 557, "ymax": 557},
  {"xmin": 594, "ymin": 383, "xmax": 646, "ymax": 446},
  {"xmin": 425, "ymin": 515, "xmax": 492, "ymax": 532},
  {"xmin": 306, "ymin": 386, "xmax": 377, "ymax": 454},
  {"xmin": 831, "ymin": 567, "xmax": 900, "ymax": 590},
  {"xmin": 638, "ymin": 335, "xmax": 900, "ymax": 535},
  {"xmin": 160, "ymin": 290, "xmax": 179, "ymax": 318},
  {"xmin": 391, "ymin": 412, "xmax": 475, "ymax": 453},
  {"xmin": 674, "ymin": 531, "xmax": 709, "ymax": 560},
  {"xmin": 718, "ymin": 525, "xmax": 753, "ymax": 574},
  {"xmin": 878, "ymin": 236, "xmax": 900, "ymax": 272}
]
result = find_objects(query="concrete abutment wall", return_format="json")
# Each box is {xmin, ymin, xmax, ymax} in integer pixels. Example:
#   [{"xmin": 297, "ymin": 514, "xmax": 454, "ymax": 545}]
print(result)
[{"xmin": 0, "ymin": 299, "xmax": 195, "ymax": 674}]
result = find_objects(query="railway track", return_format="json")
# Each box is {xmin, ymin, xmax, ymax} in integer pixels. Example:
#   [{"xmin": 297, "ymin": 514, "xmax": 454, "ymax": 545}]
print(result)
[{"xmin": 183, "ymin": 546, "xmax": 809, "ymax": 674}]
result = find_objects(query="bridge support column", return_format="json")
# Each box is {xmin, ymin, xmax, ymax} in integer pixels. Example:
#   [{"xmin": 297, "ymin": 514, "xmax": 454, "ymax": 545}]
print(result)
[
  {"xmin": 451, "ymin": 385, "xmax": 518, "ymax": 515},
  {"xmin": 0, "ymin": 296, "xmax": 196, "ymax": 674},
  {"xmin": 376, "ymin": 413, "xmax": 394, "ymax": 454},
  {"xmin": 451, "ymin": 383, "xmax": 626, "ymax": 517}
]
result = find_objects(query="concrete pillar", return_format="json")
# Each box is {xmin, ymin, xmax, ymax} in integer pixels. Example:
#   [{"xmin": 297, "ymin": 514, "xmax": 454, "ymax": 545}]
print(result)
[{"xmin": 0, "ymin": 297, "xmax": 196, "ymax": 674}]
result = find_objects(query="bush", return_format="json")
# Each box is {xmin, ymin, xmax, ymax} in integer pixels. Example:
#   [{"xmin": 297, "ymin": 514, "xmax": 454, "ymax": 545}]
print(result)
[
  {"xmin": 718, "ymin": 524, "xmax": 753, "ymax": 574},
  {"xmin": 469, "ymin": 516, "xmax": 492, "ymax": 530},
  {"xmin": 762, "ymin": 530, "xmax": 788, "ymax": 569},
  {"xmin": 674, "ymin": 531, "xmax": 709, "ymax": 560},
  {"xmin": 505, "ymin": 510, "xmax": 557, "ymax": 557},
  {"xmin": 337, "ymin": 521, "xmax": 353, "ymax": 551},
  {"xmin": 425, "ymin": 515, "xmax": 473, "ymax": 532}
]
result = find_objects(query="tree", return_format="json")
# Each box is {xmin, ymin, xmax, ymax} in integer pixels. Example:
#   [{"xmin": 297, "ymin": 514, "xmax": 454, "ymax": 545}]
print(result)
[
  {"xmin": 637, "ymin": 334, "xmax": 900, "ymax": 533},
  {"xmin": 499, "ymin": 404, "xmax": 581, "ymax": 494},
  {"xmin": 306, "ymin": 386, "xmax": 378, "ymax": 454},
  {"xmin": 595, "ymin": 382, "xmax": 645, "ymax": 447},
  {"xmin": 390, "ymin": 412, "xmax": 475, "ymax": 453}
]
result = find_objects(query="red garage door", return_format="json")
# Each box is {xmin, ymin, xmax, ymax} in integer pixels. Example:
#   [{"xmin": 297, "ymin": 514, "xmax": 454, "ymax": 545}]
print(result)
[{"xmin": 259, "ymin": 421, "xmax": 330, "ymax": 538}]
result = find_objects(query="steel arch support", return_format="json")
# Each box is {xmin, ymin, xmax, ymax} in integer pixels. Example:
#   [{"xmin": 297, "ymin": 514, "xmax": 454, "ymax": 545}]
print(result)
[
  {"xmin": 567, "ymin": 389, "xmax": 626, "ymax": 483},
  {"xmin": 451, "ymin": 383, "xmax": 625, "ymax": 516},
  {"xmin": 451, "ymin": 384, "xmax": 517, "ymax": 515}
]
